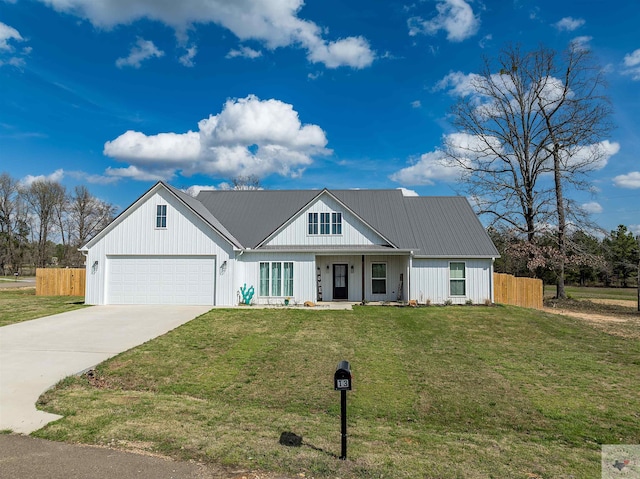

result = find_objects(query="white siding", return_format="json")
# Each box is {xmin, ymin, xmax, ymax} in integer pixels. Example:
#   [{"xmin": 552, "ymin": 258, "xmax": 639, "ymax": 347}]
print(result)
[
  {"xmin": 235, "ymin": 252, "xmax": 316, "ymax": 305},
  {"xmin": 85, "ymin": 187, "xmax": 236, "ymax": 306},
  {"xmin": 264, "ymin": 194, "xmax": 389, "ymax": 247},
  {"xmin": 410, "ymin": 258, "xmax": 493, "ymax": 305}
]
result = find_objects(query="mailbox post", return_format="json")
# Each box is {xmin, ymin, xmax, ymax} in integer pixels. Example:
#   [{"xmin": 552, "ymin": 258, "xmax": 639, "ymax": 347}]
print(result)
[{"xmin": 334, "ymin": 360, "xmax": 352, "ymax": 460}]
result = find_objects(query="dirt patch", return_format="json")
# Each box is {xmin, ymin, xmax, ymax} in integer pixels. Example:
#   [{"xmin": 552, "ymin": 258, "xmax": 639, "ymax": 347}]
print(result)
[
  {"xmin": 543, "ymin": 307, "xmax": 628, "ymax": 323},
  {"xmin": 588, "ymin": 298, "xmax": 637, "ymax": 308}
]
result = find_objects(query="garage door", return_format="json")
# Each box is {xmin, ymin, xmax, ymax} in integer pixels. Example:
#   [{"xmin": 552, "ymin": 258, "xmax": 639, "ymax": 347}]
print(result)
[{"xmin": 107, "ymin": 256, "xmax": 216, "ymax": 305}]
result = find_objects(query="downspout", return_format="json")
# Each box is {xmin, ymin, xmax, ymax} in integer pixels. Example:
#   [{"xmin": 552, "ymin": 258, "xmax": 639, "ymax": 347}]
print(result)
[
  {"xmin": 408, "ymin": 252, "xmax": 413, "ymax": 303},
  {"xmin": 490, "ymin": 258, "xmax": 495, "ymax": 304},
  {"xmin": 361, "ymin": 254, "xmax": 365, "ymax": 303}
]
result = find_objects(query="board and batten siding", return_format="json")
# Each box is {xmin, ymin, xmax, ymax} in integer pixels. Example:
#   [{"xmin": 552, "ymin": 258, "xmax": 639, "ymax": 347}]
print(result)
[
  {"xmin": 235, "ymin": 252, "xmax": 316, "ymax": 305},
  {"xmin": 264, "ymin": 194, "xmax": 389, "ymax": 247},
  {"xmin": 410, "ymin": 258, "xmax": 493, "ymax": 305},
  {"xmin": 85, "ymin": 188, "xmax": 235, "ymax": 306},
  {"xmin": 315, "ymin": 254, "xmax": 409, "ymax": 302}
]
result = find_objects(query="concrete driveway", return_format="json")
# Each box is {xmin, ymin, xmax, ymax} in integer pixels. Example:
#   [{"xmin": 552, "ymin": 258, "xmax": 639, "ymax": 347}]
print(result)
[{"xmin": 0, "ymin": 305, "xmax": 211, "ymax": 434}]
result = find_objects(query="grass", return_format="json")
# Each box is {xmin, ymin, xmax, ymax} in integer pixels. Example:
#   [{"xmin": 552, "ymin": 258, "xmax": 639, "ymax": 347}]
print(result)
[
  {"xmin": 0, "ymin": 289, "xmax": 86, "ymax": 327},
  {"xmin": 544, "ymin": 285, "xmax": 638, "ymax": 301},
  {"xmin": 35, "ymin": 306, "xmax": 640, "ymax": 478}
]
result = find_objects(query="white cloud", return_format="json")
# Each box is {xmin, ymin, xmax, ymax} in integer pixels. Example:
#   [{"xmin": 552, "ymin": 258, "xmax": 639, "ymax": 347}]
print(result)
[
  {"xmin": 116, "ymin": 38, "xmax": 164, "ymax": 68},
  {"xmin": 0, "ymin": 21, "xmax": 22, "ymax": 50},
  {"xmin": 21, "ymin": 169, "xmax": 65, "ymax": 186},
  {"xmin": 182, "ymin": 184, "xmax": 219, "ymax": 197},
  {"xmin": 226, "ymin": 46, "xmax": 262, "ymax": 59},
  {"xmin": 629, "ymin": 224, "xmax": 640, "ymax": 236},
  {"xmin": 398, "ymin": 187, "xmax": 419, "ymax": 197},
  {"xmin": 411, "ymin": 100, "xmax": 422, "ymax": 108},
  {"xmin": 103, "ymin": 94, "xmax": 330, "ymax": 181},
  {"xmin": 390, "ymin": 150, "xmax": 460, "ymax": 186},
  {"xmin": 105, "ymin": 165, "xmax": 173, "ymax": 182},
  {"xmin": 478, "ymin": 34, "xmax": 492, "ymax": 49},
  {"xmin": 564, "ymin": 140, "xmax": 620, "ymax": 171},
  {"xmin": 33, "ymin": 0, "xmax": 375, "ymax": 69},
  {"xmin": 179, "ymin": 45, "xmax": 197, "ymax": 67},
  {"xmin": 623, "ymin": 48, "xmax": 640, "ymax": 80},
  {"xmin": 581, "ymin": 202, "xmax": 603, "ymax": 214},
  {"xmin": 571, "ymin": 36, "xmax": 592, "ymax": 51},
  {"xmin": 0, "ymin": 21, "xmax": 29, "ymax": 67},
  {"xmin": 306, "ymin": 36, "xmax": 374, "ymax": 69},
  {"xmin": 554, "ymin": 17, "xmax": 585, "ymax": 32},
  {"xmin": 613, "ymin": 171, "xmax": 640, "ymax": 189},
  {"xmin": 408, "ymin": 0, "xmax": 480, "ymax": 42},
  {"xmin": 433, "ymin": 71, "xmax": 482, "ymax": 96}
]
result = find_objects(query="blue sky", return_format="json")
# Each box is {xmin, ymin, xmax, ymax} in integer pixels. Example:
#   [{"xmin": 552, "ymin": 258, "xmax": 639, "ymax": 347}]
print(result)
[{"xmin": 1, "ymin": 0, "xmax": 638, "ymax": 234}]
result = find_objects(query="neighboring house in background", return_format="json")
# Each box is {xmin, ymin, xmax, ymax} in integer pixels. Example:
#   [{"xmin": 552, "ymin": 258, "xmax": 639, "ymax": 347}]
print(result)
[{"xmin": 81, "ymin": 182, "xmax": 500, "ymax": 306}]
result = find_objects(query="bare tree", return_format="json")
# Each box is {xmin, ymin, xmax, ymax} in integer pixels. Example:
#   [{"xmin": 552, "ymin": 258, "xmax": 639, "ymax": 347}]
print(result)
[
  {"xmin": 67, "ymin": 185, "xmax": 115, "ymax": 265},
  {"xmin": 0, "ymin": 173, "xmax": 29, "ymax": 274},
  {"xmin": 230, "ymin": 175, "xmax": 263, "ymax": 190},
  {"xmin": 23, "ymin": 179, "xmax": 66, "ymax": 267},
  {"xmin": 444, "ymin": 44, "xmax": 612, "ymax": 297}
]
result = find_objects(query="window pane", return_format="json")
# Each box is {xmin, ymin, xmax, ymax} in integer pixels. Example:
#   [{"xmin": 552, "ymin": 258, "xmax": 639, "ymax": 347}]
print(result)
[
  {"xmin": 260, "ymin": 263, "xmax": 270, "ymax": 296},
  {"xmin": 271, "ymin": 262, "xmax": 282, "ymax": 296},
  {"xmin": 372, "ymin": 263, "xmax": 386, "ymax": 279},
  {"xmin": 320, "ymin": 213, "xmax": 330, "ymax": 235},
  {"xmin": 332, "ymin": 212, "xmax": 342, "ymax": 235},
  {"xmin": 450, "ymin": 279, "xmax": 465, "ymax": 296},
  {"xmin": 308, "ymin": 213, "xmax": 318, "ymax": 235},
  {"xmin": 372, "ymin": 279, "xmax": 386, "ymax": 294},
  {"xmin": 156, "ymin": 205, "xmax": 167, "ymax": 228},
  {"xmin": 283, "ymin": 262, "xmax": 294, "ymax": 296},
  {"xmin": 450, "ymin": 262, "xmax": 465, "ymax": 279}
]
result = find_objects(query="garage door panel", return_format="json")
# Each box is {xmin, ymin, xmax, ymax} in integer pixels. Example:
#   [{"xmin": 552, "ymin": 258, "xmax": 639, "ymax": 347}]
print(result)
[{"xmin": 107, "ymin": 256, "xmax": 215, "ymax": 305}]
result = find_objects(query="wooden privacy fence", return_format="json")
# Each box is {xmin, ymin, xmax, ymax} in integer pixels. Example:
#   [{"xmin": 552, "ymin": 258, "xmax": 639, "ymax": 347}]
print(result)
[
  {"xmin": 493, "ymin": 273, "xmax": 543, "ymax": 309},
  {"xmin": 36, "ymin": 268, "xmax": 86, "ymax": 297}
]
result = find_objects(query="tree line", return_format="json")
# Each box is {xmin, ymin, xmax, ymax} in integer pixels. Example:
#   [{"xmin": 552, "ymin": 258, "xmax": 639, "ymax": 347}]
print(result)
[
  {"xmin": 0, "ymin": 172, "xmax": 116, "ymax": 273},
  {"xmin": 490, "ymin": 225, "xmax": 639, "ymax": 288}
]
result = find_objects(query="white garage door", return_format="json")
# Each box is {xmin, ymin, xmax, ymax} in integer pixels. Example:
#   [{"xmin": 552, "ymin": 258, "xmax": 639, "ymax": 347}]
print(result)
[{"xmin": 107, "ymin": 255, "xmax": 216, "ymax": 305}]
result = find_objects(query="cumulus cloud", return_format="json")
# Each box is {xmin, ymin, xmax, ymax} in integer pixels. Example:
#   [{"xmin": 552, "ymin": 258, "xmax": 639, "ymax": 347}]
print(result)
[
  {"xmin": 226, "ymin": 46, "xmax": 262, "ymax": 59},
  {"xmin": 390, "ymin": 150, "xmax": 461, "ymax": 186},
  {"xmin": 581, "ymin": 201, "xmax": 603, "ymax": 214},
  {"xmin": 103, "ymin": 94, "xmax": 330, "ymax": 181},
  {"xmin": 0, "ymin": 21, "xmax": 29, "ymax": 67},
  {"xmin": 613, "ymin": 171, "xmax": 640, "ymax": 189},
  {"xmin": 563, "ymin": 140, "xmax": 620, "ymax": 171},
  {"xmin": 433, "ymin": 71, "xmax": 482, "ymax": 96},
  {"xmin": 629, "ymin": 224, "xmax": 640, "ymax": 236},
  {"xmin": 408, "ymin": 0, "xmax": 479, "ymax": 42},
  {"xmin": 21, "ymin": 169, "xmax": 65, "ymax": 186},
  {"xmin": 571, "ymin": 36, "xmax": 592, "ymax": 51},
  {"xmin": 116, "ymin": 38, "xmax": 164, "ymax": 68},
  {"xmin": 398, "ymin": 187, "xmax": 419, "ymax": 197},
  {"xmin": 623, "ymin": 48, "xmax": 640, "ymax": 80},
  {"xmin": 179, "ymin": 45, "xmax": 197, "ymax": 67},
  {"xmin": 32, "ymin": 0, "xmax": 375, "ymax": 69},
  {"xmin": 554, "ymin": 17, "xmax": 585, "ymax": 31},
  {"xmin": 182, "ymin": 184, "xmax": 220, "ymax": 197}
]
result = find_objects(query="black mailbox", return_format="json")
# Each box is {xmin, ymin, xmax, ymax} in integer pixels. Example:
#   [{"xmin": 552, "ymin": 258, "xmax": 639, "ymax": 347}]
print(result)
[{"xmin": 334, "ymin": 360, "xmax": 352, "ymax": 391}]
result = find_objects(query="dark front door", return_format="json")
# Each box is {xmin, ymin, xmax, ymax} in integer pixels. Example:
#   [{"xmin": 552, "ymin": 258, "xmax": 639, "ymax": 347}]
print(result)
[{"xmin": 333, "ymin": 264, "xmax": 348, "ymax": 300}]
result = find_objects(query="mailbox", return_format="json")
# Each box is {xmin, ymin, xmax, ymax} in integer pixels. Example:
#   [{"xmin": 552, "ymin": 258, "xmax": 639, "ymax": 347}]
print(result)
[{"xmin": 334, "ymin": 360, "xmax": 352, "ymax": 391}]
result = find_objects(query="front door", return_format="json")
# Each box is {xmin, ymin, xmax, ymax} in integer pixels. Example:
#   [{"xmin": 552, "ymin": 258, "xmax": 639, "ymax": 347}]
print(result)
[{"xmin": 333, "ymin": 264, "xmax": 348, "ymax": 300}]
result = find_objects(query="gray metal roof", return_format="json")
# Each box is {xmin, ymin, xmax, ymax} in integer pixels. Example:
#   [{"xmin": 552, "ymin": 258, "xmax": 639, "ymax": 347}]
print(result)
[{"xmin": 194, "ymin": 188, "xmax": 499, "ymax": 257}]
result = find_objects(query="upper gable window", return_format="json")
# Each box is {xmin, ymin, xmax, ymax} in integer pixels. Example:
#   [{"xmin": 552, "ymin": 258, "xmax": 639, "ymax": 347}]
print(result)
[
  {"xmin": 308, "ymin": 211, "xmax": 342, "ymax": 236},
  {"xmin": 156, "ymin": 205, "xmax": 167, "ymax": 228}
]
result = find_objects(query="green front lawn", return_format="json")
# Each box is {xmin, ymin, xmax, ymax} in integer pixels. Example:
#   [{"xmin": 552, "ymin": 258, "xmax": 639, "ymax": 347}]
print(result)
[
  {"xmin": 544, "ymin": 285, "xmax": 638, "ymax": 301},
  {"xmin": 0, "ymin": 289, "xmax": 86, "ymax": 327},
  {"xmin": 36, "ymin": 306, "xmax": 640, "ymax": 478}
]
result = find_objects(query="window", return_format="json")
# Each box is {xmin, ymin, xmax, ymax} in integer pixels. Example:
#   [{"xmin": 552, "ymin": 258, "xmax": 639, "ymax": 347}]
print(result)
[
  {"xmin": 308, "ymin": 213, "xmax": 318, "ymax": 235},
  {"xmin": 332, "ymin": 212, "xmax": 342, "ymax": 235},
  {"xmin": 260, "ymin": 261, "xmax": 294, "ymax": 296},
  {"xmin": 450, "ymin": 262, "xmax": 466, "ymax": 296},
  {"xmin": 320, "ymin": 213, "xmax": 331, "ymax": 235},
  {"xmin": 371, "ymin": 263, "xmax": 386, "ymax": 294},
  {"xmin": 156, "ymin": 205, "xmax": 167, "ymax": 228},
  {"xmin": 308, "ymin": 211, "xmax": 343, "ymax": 235}
]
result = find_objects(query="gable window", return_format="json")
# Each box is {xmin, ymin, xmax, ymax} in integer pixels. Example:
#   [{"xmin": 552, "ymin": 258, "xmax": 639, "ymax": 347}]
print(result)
[
  {"xmin": 156, "ymin": 205, "xmax": 167, "ymax": 228},
  {"xmin": 308, "ymin": 213, "xmax": 318, "ymax": 235},
  {"xmin": 260, "ymin": 261, "xmax": 294, "ymax": 297},
  {"xmin": 371, "ymin": 263, "xmax": 386, "ymax": 294},
  {"xmin": 450, "ymin": 262, "xmax": 466, "ymax": 296},
  {"xmin": 308, "ymin": 211, "xmax": 343, "ymax": 235},
  {"xmin": 320, "ymin": 213, "xmax": 331, "ymax": 235},
  {"xmin": 332, "ymin": 212, "xmax": 342, "ymax": 235}
]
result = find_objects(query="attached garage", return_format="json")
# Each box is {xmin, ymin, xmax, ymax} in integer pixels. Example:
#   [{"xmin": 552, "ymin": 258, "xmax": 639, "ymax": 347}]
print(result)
[{"xmin": 106, "ymin": 255, "xmax": 216, "ymax": 305}]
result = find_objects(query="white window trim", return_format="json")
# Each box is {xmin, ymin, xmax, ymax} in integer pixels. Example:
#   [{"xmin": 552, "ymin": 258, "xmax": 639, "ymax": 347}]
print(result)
[
  {"xmin": 371, "ymin": 262, "xmax": 387, "ymax": 295},
  {"xmin": 449, "ymin": 261, "xmax": 467, "ymax": 297},
  {"xmin": 156, "ymin": 204, "xmax": 167, "ymax": 229},
  {"xmin": 307, "ymin": 210, "xmax": 344, "ymax": 236},
  {"xmin": 259, "ymin": 261, "xmax": 294, "ymax": 297}
]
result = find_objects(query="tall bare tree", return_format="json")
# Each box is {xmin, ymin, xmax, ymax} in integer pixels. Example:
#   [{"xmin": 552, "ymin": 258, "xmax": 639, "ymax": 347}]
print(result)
[
  {"xmin": 0, "ymin": 173, "xmax": 29, "ymax": 274},
  {"xmin": 23, "ymin": 179, "xmax": 66, "ymax": 267},
  {"xmin": 444, "ymin": 44, "xmax": 612, "ymax": 297}
]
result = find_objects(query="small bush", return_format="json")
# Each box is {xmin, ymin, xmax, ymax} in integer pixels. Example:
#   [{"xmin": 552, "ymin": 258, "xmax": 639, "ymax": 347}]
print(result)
[
  {"xmin": 444, "ymin": 299, "xmax": 453, "ymax": 306},
  {"xmin": 465, "ymin": 299, "xmax": 474, "ymax": 306}
]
